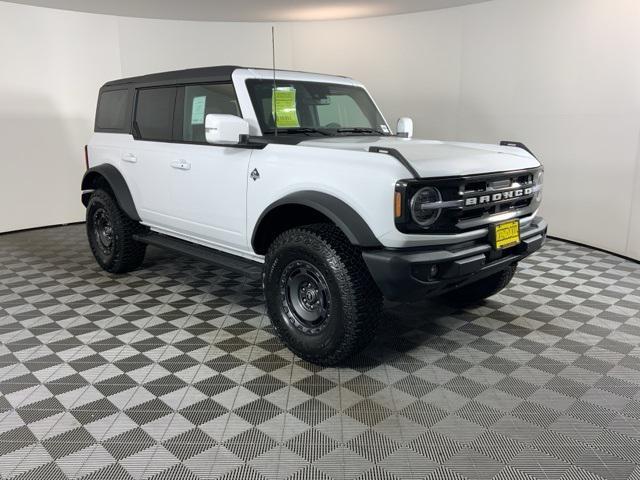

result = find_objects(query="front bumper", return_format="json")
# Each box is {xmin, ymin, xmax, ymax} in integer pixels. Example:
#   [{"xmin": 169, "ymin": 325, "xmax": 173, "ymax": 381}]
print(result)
[{"xmin": 362, "ymin": 217, "xmax": 547, "ymax": 302}]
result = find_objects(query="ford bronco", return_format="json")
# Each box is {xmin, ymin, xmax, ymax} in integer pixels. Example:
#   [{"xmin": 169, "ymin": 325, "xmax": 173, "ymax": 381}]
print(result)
[{"xmin": 82, "ymin": 66, "xmax": 546, "ymax": 365}]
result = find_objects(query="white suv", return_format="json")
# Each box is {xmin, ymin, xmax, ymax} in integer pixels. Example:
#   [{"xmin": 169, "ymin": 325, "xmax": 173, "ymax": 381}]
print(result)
[{"xmin": 82, "ymin": 66, "xmax": 547, "ymax": 365}]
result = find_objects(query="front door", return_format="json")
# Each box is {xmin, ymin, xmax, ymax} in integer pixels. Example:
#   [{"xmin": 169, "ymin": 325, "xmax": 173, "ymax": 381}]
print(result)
[
  {"xmin": 165, "ymin": 143, "xmax": 251, "ymax": 254},
  {"xmin": 162, "ymin": 83, "xmax": 251, "ymax": 254}
]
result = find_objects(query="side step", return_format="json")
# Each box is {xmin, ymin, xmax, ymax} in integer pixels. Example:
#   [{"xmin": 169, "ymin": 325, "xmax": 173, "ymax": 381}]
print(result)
[{"xmin": 133, "ymin": 233, "xmax": 263, "ymax": 278}]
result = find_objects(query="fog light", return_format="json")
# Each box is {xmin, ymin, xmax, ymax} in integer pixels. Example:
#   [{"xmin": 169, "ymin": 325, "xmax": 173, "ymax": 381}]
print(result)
[
  {"xmin": 429, "ymin": 265, "xmax": 439, "ymax": 279},
  {"xmin": 411, "ymin": 264, "xmax": 441, "ymax": 282}
]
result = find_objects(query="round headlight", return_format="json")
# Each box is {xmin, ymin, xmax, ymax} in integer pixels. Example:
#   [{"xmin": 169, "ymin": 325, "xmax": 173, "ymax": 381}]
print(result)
[{"xmin": 410, "ymin": 187, "xmax": 442, "ymax": 227}]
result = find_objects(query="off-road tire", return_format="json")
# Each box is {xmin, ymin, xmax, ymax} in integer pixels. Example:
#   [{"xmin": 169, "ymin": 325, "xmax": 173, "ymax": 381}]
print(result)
[
  {"xmin": 86, "ymin": 189, "xmax": 147, "ymax": 273},
  {"xmin": 441, "ymin": 263, "xmax": 517, "ymax": 305},
  {"xmin": 263, "ymin": 224, "xmax": 383, "ymax": 366}
]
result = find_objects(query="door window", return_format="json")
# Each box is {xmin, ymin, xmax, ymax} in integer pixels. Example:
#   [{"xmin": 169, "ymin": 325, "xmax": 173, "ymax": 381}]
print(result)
[
  {"xmin": 181, "ymin": 84, "xmax": 240, "ymax": 143},
  {"xmin": 134, "ymin": 87, "xmax": 177, "ymax": 142}
]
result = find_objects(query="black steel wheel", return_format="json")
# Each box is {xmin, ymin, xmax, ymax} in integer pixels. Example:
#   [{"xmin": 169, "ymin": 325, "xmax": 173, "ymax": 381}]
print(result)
[
  {"xmin": 264, "ymin": 224, "xmax": 382, "ymax": 366},
  {"xmin": 86, "ymin": 189, "xmax": 147, "ymax": 273},
  {"xmin": 280, "ymin": 260, "xmax": 331, "ymax": 335},
  {"xmin": 91, "ymin": 207, "xmax": 114, "ymax": 257}
]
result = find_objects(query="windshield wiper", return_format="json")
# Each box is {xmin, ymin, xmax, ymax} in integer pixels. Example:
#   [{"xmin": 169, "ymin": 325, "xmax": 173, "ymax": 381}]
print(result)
[
  {"xmin": 337, "ymin": 127, "xmax": 387, "ymax": 136},
  {"xmin": 263, "ymin": 127, "xmax": 331, "ymax": 136},
  {"xmin": 263, "ymin": 127, "xmax": 387, "ymax": 136}
]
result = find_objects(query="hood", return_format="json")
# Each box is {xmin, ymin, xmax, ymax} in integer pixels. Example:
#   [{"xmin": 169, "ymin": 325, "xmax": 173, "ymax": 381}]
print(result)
[{"xmin": 299, "ymin": 136, "xmax": 540, "ymax": 178}]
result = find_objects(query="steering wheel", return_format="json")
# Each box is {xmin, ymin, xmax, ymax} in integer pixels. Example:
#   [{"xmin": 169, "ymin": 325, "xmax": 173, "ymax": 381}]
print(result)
[{"xmin": 324, "ymin": 122, "xmax": 341, "ymax": 128}]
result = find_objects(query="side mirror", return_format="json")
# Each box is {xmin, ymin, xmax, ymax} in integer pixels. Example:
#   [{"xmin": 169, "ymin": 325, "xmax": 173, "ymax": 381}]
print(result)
[
  {"xmin": 205, "ymin": 114, "xmax": 250, "ymax": 144},
  {"xmin": 396, "ymin": 117, "xmax": 414, "ymax": 138}
]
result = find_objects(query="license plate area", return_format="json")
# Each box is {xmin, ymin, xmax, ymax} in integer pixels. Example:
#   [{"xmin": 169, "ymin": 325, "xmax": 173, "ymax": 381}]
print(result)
[{"xmin": 491, "ymin": 220, "xmax": 521, "ymax": 250}]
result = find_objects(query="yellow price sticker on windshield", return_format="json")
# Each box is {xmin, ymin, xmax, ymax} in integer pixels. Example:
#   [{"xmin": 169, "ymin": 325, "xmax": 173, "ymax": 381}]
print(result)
[{"xmin": 273, "ymin": 87, "xmax": 300, "ymax": 128}]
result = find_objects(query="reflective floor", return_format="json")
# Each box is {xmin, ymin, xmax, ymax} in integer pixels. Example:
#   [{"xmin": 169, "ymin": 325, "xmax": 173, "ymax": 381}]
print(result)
[{"xmin": 0, "ymin": 225, "xmax": 639, "ymax": 480}]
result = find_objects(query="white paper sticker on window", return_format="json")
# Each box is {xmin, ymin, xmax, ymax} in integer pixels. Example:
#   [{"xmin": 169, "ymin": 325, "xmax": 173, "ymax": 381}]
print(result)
[{"xmin": 191, "ymin": 96, "xmax": 206, "ymax": 125}]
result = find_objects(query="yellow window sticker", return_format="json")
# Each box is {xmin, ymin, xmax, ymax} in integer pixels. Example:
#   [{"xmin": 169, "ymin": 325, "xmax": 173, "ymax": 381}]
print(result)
[
  {"xmin": 191, "ymin": 96, "xmax": 206, "ymax": 125},
  {"xmin": 273, "ymin": 87, "xmax": 300, "ymax": 128}
]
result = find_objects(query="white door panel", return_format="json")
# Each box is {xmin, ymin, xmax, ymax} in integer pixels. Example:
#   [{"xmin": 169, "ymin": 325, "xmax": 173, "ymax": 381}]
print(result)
[
  {"xmin": 118, "ymin": 138, "xmax": 177, "ymax": 231},
  {"xmin": 164, "ymin": 143, "xmax": 252, "ymax": 251}
]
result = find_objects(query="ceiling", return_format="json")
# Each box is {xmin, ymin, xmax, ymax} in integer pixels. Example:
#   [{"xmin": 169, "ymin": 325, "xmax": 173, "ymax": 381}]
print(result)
[{"xmin": 6, "ymin": 0, "xmax": 493, "ymax": 22}]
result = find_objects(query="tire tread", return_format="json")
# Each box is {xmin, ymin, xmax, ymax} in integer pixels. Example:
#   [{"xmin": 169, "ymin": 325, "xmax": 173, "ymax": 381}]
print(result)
[
  {"xmin": 87, "ymin": 189, "xmax": 146, "ymax": 274},
  {"xmin": 264, "ymin": 224, "xmax": 382, "ymax": 365}
]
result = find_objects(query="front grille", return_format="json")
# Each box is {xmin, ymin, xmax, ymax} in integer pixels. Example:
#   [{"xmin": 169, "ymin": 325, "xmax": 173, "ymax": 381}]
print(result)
[
  {"xmin": 395, "ymin": 168, "xmax": 541, "ymax": 234},
  {"xmin": 458, "ymin": 172, "xmax": 535, "ymax": 223}
]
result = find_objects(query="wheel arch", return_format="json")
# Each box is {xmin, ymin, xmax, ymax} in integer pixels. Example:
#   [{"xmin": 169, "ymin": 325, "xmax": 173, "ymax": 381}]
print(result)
[
  {"xmin": 251, "ymin": 191, "xmax": 381, "ymax": 255},
  {"xmin": 81, "ymin": 164, "xmax": 140, "ymax": 221}
]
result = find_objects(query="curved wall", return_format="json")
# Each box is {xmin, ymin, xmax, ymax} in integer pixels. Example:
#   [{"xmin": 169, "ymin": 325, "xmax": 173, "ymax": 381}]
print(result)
[
  {"xmin": 284, "ymin": 0, "xmax": 640, "ymax": 260},
  {"xmin": 1, "ymin": 0, "xmax": 639, "ymax": 260},
  {"xmin": 0, "ymin": 3, "xmax": 120, "ymax": 232},
  {"xmin": 0, "ymin": 2, "xmax": 297, "ymax": 234}
]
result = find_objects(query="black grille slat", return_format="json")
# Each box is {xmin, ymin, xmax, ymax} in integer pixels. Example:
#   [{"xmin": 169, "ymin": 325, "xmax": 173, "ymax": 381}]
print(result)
[
  {"xmin": 453, "ymin": 171, "xmax": 537, "ymax": 230},
  {"xmin": 459, "ymin": 172, "xmax": 535, "ymax": 218}
]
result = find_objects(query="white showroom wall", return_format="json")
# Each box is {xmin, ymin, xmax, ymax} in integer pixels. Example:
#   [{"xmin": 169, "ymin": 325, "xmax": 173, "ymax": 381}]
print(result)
[
  {"xmin": 0, "ymin": 2, "xmax": 298, "ymax": 234},
  {"xmin": 286, "ymin": 0, "xmax": 640, "ymax": 259},
  {"xmin": 0, "ymin": 2, "xmax": 121, "ymax": 233},
  {"xmin": 1, "ymin": 0, "xmax": 639, "ymax": 260},
  {"xmin": 116, "ymin": 18, "xmax": 295, "ymax": 77}
]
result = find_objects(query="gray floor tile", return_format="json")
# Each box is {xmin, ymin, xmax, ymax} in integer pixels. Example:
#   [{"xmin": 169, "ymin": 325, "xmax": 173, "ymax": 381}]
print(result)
[{"xmin": 0, "ymin": 227, "xmax": 639, "ymax": 479}]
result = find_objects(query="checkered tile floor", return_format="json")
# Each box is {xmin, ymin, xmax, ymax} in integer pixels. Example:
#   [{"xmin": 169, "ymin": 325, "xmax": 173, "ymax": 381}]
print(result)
[{"xmin": 1, "ymin": 225, "xmax": 639, "ymax": 480}]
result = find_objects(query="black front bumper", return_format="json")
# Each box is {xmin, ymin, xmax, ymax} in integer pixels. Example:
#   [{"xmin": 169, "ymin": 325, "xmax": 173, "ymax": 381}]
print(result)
[{"xmin": 362, "ymin": 218, "xmax": 547, "ymax": 302}]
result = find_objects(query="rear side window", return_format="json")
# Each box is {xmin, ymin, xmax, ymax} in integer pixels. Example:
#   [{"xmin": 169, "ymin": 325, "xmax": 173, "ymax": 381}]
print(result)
[
  {"xmin": 95, "ymin": 89, "xmax": 129, "ymax": 131},
  {"xmin": 134, "ymin": 87, "xmax": 177, "ymax": 141},
  {"xmin": 181, "ymin": 84, "xmax": 240, "ymax": 143}
]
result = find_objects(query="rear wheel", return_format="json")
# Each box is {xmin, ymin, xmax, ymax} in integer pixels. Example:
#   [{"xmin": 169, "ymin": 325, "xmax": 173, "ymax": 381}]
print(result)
[
  {"xmin": 86, "ymin": 189, "xmax": 147, "ymax": 273},
  {"xmin": 440, "ymin": 264, "xmax": 517, "ymax": 305},
  {"xmin": 263, "ymin": 224, "xmax": 382, "ymax": 366}
]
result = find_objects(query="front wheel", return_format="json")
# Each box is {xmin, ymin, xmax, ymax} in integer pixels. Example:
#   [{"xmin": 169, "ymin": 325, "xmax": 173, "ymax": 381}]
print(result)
[
  {"xmin": 440, "ymin": 264, "xmax": 517, "ymax": 305},
  {"xmin": 263, "ymin": 224, "xmax": 382, "ymax": 366}
]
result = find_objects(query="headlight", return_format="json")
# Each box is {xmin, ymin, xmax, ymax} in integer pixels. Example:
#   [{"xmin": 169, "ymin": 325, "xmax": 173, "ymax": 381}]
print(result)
[{"xmin": 410, "ymin": 187, "xmax": 442, "ymax": 227}]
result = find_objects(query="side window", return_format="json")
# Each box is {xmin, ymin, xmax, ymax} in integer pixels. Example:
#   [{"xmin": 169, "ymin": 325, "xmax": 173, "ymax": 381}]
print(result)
[
  {"xmin": 181, "ymin": 84, "xmax": 240, "ymax": 143},
  {"xmin": 96, "ymin": 89, "xmax": 129, "ymax": 131},
  {"xmin": 134, "ymin": 87, "xmax": 177, "ymax": 142}
]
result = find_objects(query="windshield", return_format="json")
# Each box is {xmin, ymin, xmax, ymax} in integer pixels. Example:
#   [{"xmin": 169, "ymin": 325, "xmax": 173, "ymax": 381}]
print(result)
[{"xmin": 246, "ymin": 79, "xmax": 390, "ymax": 136}]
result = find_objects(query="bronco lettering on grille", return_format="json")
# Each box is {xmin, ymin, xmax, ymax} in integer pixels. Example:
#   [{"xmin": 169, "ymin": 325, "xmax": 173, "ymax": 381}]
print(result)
[{"xmin": 464, "ymin": 187, "xmax": 534, "ymax": 207}]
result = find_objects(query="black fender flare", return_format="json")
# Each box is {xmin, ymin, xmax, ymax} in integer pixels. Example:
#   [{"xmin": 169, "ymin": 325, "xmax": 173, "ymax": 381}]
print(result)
[
  {"xmin": 81, "ymin": 164, "xmax": 140, "ymax": 221},
  {"xmin": 252, "ymin": 191, "xmax": 382, "ymax": 250}
]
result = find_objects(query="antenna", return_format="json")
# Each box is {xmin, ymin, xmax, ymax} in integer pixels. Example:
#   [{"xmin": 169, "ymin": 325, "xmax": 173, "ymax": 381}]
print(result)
[{"xmin": 271, "ymin": 26, "xmax": 278, "ymax": 136}]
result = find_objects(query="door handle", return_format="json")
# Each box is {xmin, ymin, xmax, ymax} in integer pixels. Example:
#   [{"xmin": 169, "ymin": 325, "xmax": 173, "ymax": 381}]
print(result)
[
  {"xmin": 122, "ymin": 153, "xmax": 137, "ymax": 163},
  {"xmin": 170, "ymin": 160, "xmax": 191, "ymax": 170}
]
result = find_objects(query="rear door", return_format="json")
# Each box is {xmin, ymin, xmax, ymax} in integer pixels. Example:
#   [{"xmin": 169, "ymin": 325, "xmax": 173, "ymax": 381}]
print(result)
[{"xmin": 119, "ymin": 86, "xmax": 179, "ymax": 230}]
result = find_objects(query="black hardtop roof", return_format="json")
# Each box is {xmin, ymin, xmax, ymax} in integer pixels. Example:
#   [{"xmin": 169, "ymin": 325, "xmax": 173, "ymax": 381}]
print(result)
[
  {"xmin": 102, "ymin": 65, "xmax": 242, "ymax": 89},
  {"xmin": 101, "ymin": 65, "xmax": 351, "ymax": 91}
]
